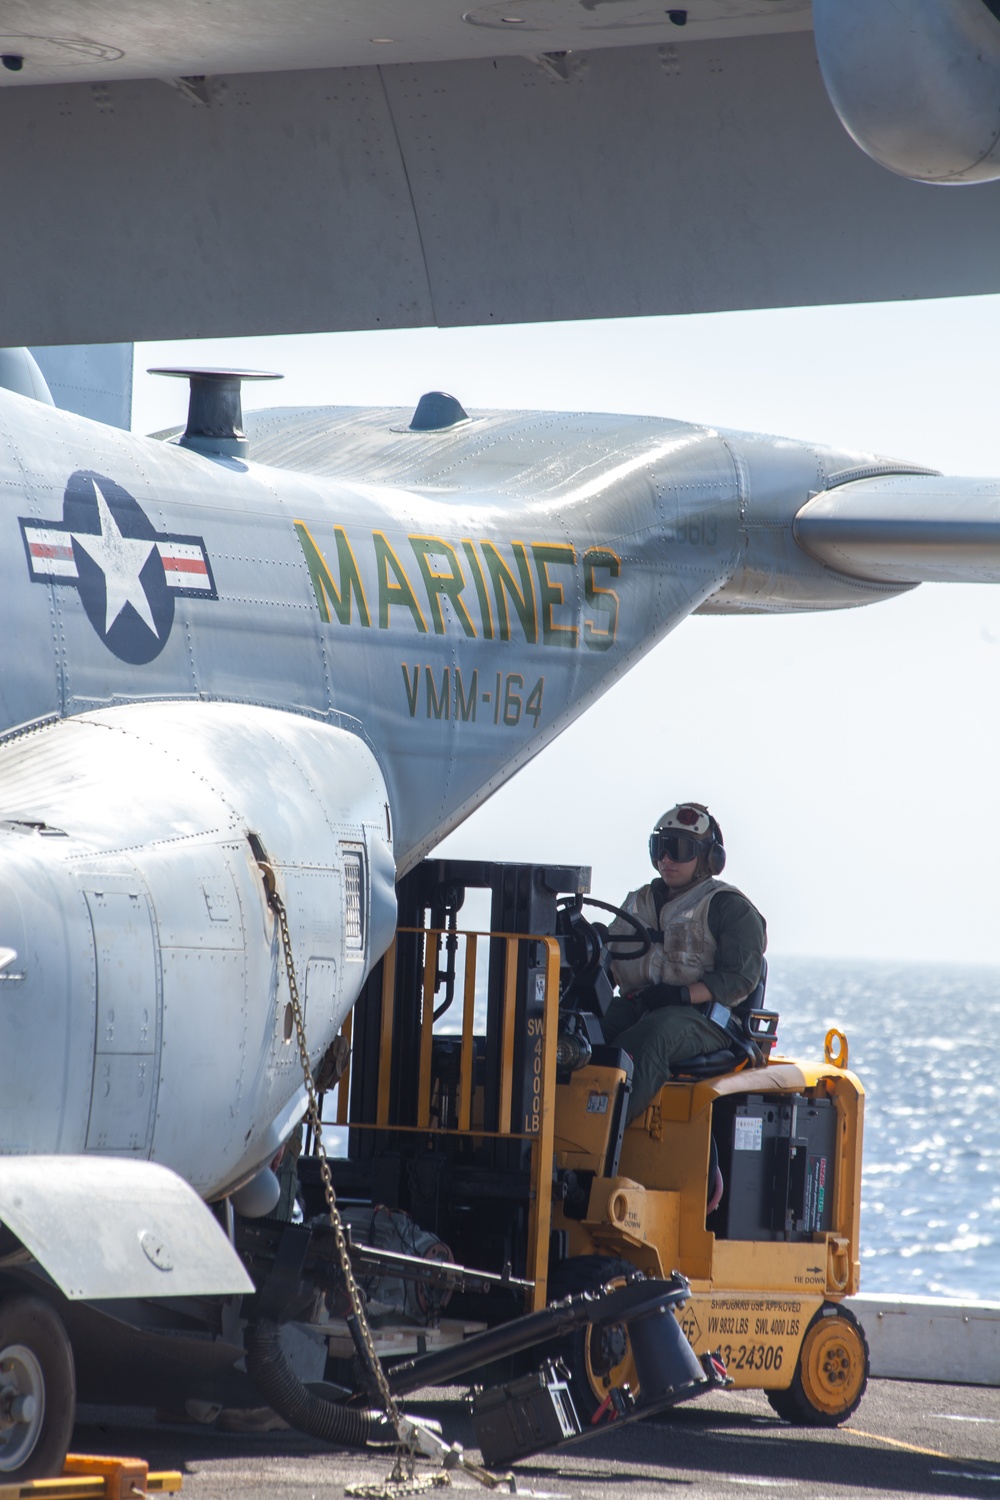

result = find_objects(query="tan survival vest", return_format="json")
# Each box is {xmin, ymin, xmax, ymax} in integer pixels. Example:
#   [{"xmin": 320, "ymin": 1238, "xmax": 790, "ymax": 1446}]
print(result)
[{"xmin": 610, "ymin": 876, "xmax": 739, "ymax": 994}]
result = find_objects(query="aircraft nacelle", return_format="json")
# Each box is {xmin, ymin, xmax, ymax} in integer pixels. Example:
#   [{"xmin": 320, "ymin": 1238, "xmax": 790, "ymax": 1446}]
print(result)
[
  {"xmin": 814, "ymin": 0, "xmax": 1000, "ymax": 185},
  {"xmin": 0, "ymin": 701, "xmax": 395, "ymax": 1206}
]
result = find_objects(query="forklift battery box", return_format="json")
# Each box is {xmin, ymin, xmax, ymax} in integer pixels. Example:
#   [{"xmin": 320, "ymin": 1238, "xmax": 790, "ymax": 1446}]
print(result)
[
  {"xmin": 471, "ymin": 1362, "xmax": 582, "ymax": 1466},
  {"xmin": 715, "ymin": 1093, "xmax": 838, "ymax": 1242}
]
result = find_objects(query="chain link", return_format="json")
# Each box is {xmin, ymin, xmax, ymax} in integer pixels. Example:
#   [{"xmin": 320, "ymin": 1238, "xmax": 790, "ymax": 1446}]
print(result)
[
  {"xmin": 264, "ymin": 865, "xmax": 512, "ymax": 1499},
  {"xmin": 266, "ymin": 874, "xmax": 407, "ymax": 1442},
  {"xmin": 348, "ymin": 1471, "xmax": 453, "ymax": 1499}
]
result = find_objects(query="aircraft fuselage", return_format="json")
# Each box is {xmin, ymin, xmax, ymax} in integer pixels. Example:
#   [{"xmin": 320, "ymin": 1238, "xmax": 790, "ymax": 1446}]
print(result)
[
  {"xmin": 1, "ymin": 393, "xmax": 914, "ymax": 868},
  {"xmin": 0, "ymin": 389, "xmax": 920, "ymax": 1201}
]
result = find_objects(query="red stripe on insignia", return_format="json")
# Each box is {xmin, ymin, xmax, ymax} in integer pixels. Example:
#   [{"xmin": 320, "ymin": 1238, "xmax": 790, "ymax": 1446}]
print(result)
[
  {"xmin": 30, "ymin": 542, "xmax": 74, "ymax": 560},
  {"xmin": 162, "ymin": 557, "xmax": 209, "ymax": 576}
]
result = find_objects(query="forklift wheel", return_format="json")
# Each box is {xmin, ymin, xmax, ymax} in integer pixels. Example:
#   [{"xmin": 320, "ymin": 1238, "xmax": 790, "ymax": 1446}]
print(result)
[
  {"xmin": 766, "ymin": 1304, "xmax": 869, "ymax": 1427},
  {"xmin": 0, "ymin": 1296, "xmax": 76, "ymax": 1480},
  {"xmin": 547, "ymin": 1257, "xmax": 641, "ymax": 1424}
]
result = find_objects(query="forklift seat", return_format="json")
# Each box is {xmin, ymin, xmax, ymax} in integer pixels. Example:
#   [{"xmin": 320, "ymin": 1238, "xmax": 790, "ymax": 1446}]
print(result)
[{"xmin": 670, "ymin": 961, "xmax": 778, "ymax": 1081}]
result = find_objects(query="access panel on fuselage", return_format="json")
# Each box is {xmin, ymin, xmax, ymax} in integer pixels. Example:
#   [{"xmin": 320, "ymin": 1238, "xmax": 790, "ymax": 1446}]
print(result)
[{"xmin": 84, "ymin": 884, "xmax": 160, "ymax": 1153}]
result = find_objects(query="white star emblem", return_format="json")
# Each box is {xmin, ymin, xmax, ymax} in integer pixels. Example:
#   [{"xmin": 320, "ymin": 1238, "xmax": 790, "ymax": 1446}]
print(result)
[{"xmin": 72, "ymin": 480, "xmax": 158, "ymax": 637}]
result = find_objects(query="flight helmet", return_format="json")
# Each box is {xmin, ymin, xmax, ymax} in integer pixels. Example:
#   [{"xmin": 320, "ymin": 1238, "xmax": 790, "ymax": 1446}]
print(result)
[{"xmin": 649, "ymin": 802, "xmax": 726, "ymax": 875}]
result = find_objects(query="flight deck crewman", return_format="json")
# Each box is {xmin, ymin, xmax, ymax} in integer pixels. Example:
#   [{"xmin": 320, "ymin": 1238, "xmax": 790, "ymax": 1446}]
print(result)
[{"xmin": 604, "ymin": 803, "xmax": 766, "ymax": 1122}]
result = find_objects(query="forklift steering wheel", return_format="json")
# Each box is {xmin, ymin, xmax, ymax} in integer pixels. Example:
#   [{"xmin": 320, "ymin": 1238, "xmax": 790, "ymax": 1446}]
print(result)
[{"xmin": 557, "ymin": 896, "xmax": 652, "ymax": 963}]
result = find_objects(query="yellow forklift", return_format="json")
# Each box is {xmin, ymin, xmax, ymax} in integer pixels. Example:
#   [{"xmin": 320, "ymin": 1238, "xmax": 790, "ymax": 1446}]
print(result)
[
  {"xmin": 1, "ymin": 856, "xmax": 864, "ymax": 1478},
  {"xmin": 285, "ymin": 856, "xmax": 867, "ymax": 1455}
]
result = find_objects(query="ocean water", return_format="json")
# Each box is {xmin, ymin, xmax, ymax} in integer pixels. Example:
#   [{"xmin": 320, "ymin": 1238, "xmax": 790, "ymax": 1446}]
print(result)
[{"xmin": 768, "ymin": 957, "xmax": 1000, "ymax": 1303}]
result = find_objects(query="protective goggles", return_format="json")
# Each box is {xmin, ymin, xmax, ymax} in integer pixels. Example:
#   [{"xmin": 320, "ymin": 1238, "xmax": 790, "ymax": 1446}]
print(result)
[{"xmin": 650, "ymin": 830, "xmax": 704, "ymax": 864}]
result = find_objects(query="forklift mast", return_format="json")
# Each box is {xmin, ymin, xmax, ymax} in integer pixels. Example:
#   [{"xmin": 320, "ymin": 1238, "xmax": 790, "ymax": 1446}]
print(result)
[{"xmin": 327, "ymin": 859, "xmax": 589, "ymax": 1295}]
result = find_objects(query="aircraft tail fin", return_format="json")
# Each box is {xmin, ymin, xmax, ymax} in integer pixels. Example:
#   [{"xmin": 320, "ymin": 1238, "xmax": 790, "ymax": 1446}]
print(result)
[
  {"xmin": 0, "ymin": 347, "xmax": 55, "ymax": 405},
  {"xmin": 795, "ymin": 474, "xmax": 1000, "ymax": 585},
  {"xmin": 28, "ymin": 343, "xmax": 133, "ymax": 430}
]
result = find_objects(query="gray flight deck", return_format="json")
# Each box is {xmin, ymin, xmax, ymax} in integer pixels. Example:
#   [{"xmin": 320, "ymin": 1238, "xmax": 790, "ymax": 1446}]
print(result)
[{"xmin": 75, "ymin": 1380, "xmax": 1000, "ymax": 1500}]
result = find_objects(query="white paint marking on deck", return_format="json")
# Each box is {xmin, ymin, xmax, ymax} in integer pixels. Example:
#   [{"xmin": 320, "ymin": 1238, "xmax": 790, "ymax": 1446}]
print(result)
[
  {"xmin": 931, "ymin": 1413, "xmax": 1000, "ymax": 1424},
  {"xmin": 931, "ymin": 1472, "xmax": 1000, "ymax": 1484},
  {"xmin": 723, "ymin": 1479, "xmax": 796, "ymax": 1487},
  {"xmin": 713, "ymin": 1433, "xmax": 787, "ymax": 1443}
]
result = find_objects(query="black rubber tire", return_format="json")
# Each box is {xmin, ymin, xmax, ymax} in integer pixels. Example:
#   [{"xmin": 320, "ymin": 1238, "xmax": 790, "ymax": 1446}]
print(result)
[
  {"xmin": 546, "ymin": 1256, "xmax": 642, "ymax": 1424},
  {"xmin": 766, "ymin": 1304, "xmax": 869, "ymax": 1427},
  {"xmin": 0, "ymin": 1296, "xmax": 76, "ymax": 1480}
]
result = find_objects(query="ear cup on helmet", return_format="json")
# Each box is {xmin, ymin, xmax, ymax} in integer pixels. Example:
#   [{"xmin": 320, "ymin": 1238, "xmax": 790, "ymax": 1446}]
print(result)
[{"xmin": 706, "ymin": 813, "xmax": 725, "ymax": 874}]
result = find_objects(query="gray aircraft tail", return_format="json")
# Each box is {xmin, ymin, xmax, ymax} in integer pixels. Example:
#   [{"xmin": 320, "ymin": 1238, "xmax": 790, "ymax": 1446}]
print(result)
[{"xmin": 27, "ymin": 343, "xmax": 133, "ymax": 430}]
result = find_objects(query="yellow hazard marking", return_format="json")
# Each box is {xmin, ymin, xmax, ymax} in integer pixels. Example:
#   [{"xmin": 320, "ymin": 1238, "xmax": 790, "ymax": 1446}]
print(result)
[
  {"xmin": 848, "ymin": 1428, "xmax": 952, "ymax": 1459},
  {"xmin": 0, "ymin": 1463, "xmax": 181, "ymax": 1500},
  {"xmin": 0, "ymin": 1483, "xmax": 183, "ymax": 1500}
]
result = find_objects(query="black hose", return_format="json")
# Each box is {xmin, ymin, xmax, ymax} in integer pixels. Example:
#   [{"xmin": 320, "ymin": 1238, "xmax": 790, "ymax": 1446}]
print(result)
[{"xmin": 246, "ymin": 1319, "xmax": 376, "ymax": 1449}]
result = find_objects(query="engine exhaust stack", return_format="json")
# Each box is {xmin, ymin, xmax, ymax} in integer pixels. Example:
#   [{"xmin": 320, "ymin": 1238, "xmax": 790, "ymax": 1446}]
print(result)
[{"xmin": 149, "ymin": 367, "xmax": 281, "ymax": 458}]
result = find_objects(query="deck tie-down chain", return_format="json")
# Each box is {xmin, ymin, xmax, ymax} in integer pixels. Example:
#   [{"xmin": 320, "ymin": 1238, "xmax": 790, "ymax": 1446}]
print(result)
[{"xmin": 261, "ymin": 861, "xmax": 513, "ymax": 1498}]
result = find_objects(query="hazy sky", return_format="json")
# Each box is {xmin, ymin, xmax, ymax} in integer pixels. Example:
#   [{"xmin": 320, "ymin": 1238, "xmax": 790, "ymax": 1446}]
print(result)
[{"xmin": 133, "ymin": 295, "xmax": 1000, "ymax": 965}]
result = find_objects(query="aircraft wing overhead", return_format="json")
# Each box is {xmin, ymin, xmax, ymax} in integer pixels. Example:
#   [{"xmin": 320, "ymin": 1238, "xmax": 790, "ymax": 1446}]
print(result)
[
  {"xmin": 0, "ymin": 1, "xmax": 812, "ymax": 84},
  {"xmin": 795, "ymin": 475, "xmax": 1000, "ymax": 585},
  {"xmin": 5, "ymin": 3, "xmax": 1000, "ymax": 343}
]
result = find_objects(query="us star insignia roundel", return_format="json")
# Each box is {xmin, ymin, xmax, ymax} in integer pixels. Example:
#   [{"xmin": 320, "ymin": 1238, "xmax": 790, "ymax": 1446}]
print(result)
[{"xmin": 19, "ymin": 470, "xmax": 217, "ymax": 664}]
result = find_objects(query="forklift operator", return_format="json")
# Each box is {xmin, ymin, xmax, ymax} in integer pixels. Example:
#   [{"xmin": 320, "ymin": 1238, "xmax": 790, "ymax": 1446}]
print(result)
[{"xmin": 604, "ymin": 803, "xmax": 766, "ymax": 1122}]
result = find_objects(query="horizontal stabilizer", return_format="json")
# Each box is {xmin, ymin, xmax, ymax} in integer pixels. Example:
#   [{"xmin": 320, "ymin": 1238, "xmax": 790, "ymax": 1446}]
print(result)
[{"xmin": 794, "ymin": 475, "xmax": 1000, "ymax": 584}]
